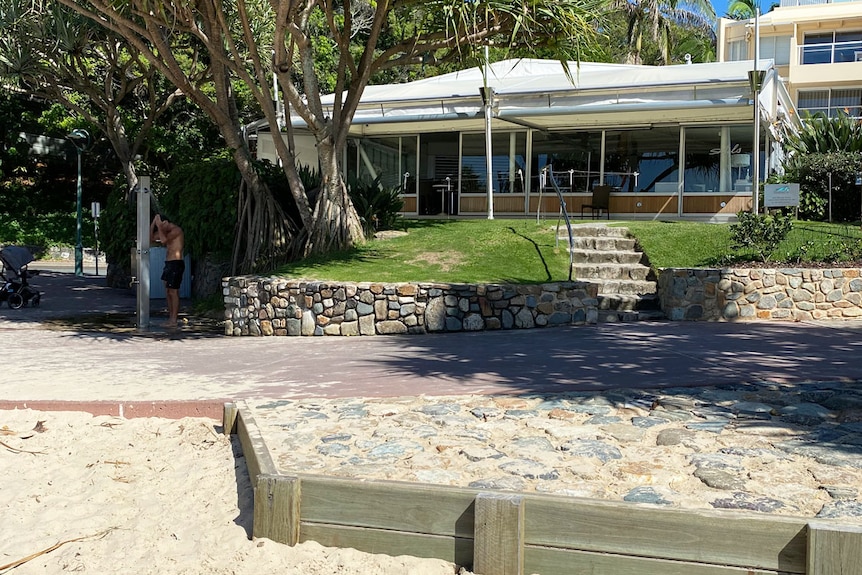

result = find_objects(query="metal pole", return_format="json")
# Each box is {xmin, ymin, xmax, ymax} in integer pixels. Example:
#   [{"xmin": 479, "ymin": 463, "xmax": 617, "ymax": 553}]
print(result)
[
  {"xmin": 91, "ymin": 201, "xmax": 100, "ymax": 276},
  {"xmin": 136, "ymin": 176, "xmax": 151, "ymax": 330},
  {"xmin": 94, "ymin": 220, "xmax": 99, "ymax": 276},
  {"xmin": 75, "ymin": 150, "xmax": 83, "ymax": 276},
  {"xmin": 752, "ymin": 8, "xmax": 761, "ymax": 214},
  {"xmin": 485, "ymin": 100, "xmax": 494, "ymax": 220},
  {"xmin": 484, "ymin": 46, "xmax": 494, "ymax": 220}
]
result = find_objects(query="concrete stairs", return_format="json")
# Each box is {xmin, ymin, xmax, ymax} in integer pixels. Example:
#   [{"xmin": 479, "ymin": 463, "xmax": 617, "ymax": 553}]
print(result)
[{"xmin": 564, "ymin": 224, "xmax": 665, "ymax": 322}]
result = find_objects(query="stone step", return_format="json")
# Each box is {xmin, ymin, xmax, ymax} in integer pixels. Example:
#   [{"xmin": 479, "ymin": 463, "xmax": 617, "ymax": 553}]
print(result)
[
  {"xmin": 573, "ymin": 263, "xmax": 652, "ymax": 281},
  {"xmin": 571, "ymin": 249, "xmax": 645, "ymax": 265},
  {"xmin": 570, "ymin": 236, "xmax": 638, "ymax": 251},
  {"xmin": 597, "ymin": 293, "xmax": 662, "ymax": 312},
  {"xmin": 589, "ymin": 279, "xmax": 659, "ymax": 296},
  {"xmin": 566, "ymin": 224, "xmax": 661, "ymax": 322},
  {"xmin": 569, "ymin": 225, "xmax": 629, "ymax": 238},
  {"xmin": 597, "ymin": 308, "xmax": 667, "ymax": 323}
]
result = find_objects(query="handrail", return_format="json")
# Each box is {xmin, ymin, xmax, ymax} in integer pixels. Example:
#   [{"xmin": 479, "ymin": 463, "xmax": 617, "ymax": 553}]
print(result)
[{"xmin": 544, "ymin": 166, "xmax": 574, "ymax": 281}]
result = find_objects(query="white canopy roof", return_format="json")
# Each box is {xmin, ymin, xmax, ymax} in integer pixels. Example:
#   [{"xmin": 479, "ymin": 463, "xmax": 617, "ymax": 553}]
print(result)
[{"xmin": 302, "ymin": 58, "xmax": 799, "ymax": 136}]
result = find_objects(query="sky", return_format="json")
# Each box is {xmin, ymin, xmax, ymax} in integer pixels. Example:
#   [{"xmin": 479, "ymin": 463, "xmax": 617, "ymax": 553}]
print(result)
[
  {"xmin": 712, "ymin": 0, "xmax": 729, "ymax": 17},
  {"xmin": 711, "ymin": 0, "xmax": 768, "ymax": 19}
]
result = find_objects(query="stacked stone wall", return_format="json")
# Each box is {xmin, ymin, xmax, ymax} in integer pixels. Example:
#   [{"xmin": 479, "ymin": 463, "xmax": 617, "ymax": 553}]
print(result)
[
  {"xmin": 659, "ymin": 268, "xmax": 862, "ymax": 321},
  {"xmin": 223, "ymin": 277, "xmax": 600, "ymax": 336}
]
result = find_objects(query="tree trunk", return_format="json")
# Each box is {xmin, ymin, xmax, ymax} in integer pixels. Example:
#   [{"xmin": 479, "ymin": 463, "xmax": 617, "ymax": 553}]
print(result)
[{"xmin": 304, "ymin": 141, "xmax": 364, "ymax": 256}]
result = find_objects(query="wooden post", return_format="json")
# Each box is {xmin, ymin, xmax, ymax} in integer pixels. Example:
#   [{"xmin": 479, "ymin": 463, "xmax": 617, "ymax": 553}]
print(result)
[
  {"xmin": 473, "ymin": 493, "xmax": 524, "ymax": 575},
  {"xmin": 808, "ymin": 521, "xmax": 862, "ymax": 575},
  {"xmin": 222, "ymin": 402, "xmax": 238, "ymax": 435},
  {"xmin": 253, "ymin": 474, "xmax": 301, "ymax": 546}
]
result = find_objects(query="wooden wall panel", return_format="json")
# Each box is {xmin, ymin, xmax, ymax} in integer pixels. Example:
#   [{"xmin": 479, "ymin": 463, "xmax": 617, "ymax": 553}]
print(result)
[
  {"xmin": 400, "ymin": 196, "xmax": 417, "ymax": 213},
  {"xmin": 683, "ymin": 195, "xmax": 751, "ymax": 214}
]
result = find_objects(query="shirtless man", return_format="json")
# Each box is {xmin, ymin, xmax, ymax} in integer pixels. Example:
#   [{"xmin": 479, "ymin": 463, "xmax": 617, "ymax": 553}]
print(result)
[{"xmin": 150, "ymin": 214, "xmax": 185, "ymax": 326}]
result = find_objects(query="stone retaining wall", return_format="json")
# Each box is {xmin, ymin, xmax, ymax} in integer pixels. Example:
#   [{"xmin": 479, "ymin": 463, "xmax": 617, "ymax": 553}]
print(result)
[
  {"xmin": 223, "ymin": 277, "xmax": 599, "ymax": 336},
  {"xmin": 659, "ymin": 267, "xmax": 862, "ymax": 321}
]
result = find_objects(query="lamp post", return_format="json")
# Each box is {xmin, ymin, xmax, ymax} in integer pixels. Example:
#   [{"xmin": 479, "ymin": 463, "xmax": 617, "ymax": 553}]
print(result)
[
  {"xmin": 480, "ymin": 45, "xmax": 495, "ymax": 220},
  {"xmin": 748, "ymin": 7, "xmax": 763, "ymax": 214},
  {"xmin": 66, "ymin": 129, "xmax": 90, "ymax": 276}
]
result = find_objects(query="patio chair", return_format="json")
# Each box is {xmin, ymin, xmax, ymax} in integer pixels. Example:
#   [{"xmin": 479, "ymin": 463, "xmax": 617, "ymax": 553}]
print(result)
[{"xmin": 581, "ymin": 185, "xmax": 611, "ymax": 219}]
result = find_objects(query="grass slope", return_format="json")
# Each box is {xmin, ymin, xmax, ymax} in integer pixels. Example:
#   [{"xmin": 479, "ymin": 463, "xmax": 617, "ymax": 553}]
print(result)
[{"xmin": 274, "ymin": 219, "xmax": 862, "ymax": 284}]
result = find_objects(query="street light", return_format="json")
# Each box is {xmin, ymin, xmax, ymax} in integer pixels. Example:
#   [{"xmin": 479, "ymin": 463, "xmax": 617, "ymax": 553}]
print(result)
[{"xmin": 66, "ymin": 129, "xmax": 90, "ymax": 276}]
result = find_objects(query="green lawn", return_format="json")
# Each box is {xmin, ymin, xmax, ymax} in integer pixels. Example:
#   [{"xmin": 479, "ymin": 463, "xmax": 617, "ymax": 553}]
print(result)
[
  {"xmin": 275, "ymin": 219, "xmax": 575, "ymax": 284},
  {"xmin": 623, "ymin": 220, "xmax": 862, "ymax": 268},
  {"xmin": 274, "ymin": 218, "xmax": 862, "ymax": 284}
]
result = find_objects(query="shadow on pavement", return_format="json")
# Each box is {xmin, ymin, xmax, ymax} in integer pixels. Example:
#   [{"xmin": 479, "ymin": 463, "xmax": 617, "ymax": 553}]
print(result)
[{"xmin": 0, "ymin": 270, "xmax": 222, "ymax": 339}]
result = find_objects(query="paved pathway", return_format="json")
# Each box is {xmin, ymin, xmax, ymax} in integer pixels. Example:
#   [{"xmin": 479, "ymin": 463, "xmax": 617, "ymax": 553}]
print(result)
[
  {"xmin": 3, "ymin": 271, "xmax": 862, "ymax": 519},
  {"xmin": 3, "ymin": 271, "xmax": 862, "ymax": 402}
]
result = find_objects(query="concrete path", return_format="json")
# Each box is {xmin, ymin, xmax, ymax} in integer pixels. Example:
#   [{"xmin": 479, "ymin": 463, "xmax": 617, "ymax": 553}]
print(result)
[{"xmin": 2, "ymin": 271, "xmax": 861, "ymax": 409}]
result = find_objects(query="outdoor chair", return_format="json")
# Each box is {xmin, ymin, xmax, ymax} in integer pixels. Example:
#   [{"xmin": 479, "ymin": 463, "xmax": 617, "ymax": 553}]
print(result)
[{"xmin": 581, "ymin": 185, "xmax": 611, "ymax": 219}]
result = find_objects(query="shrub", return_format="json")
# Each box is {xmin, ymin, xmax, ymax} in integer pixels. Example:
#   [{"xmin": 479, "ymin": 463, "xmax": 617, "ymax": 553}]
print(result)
[
  {"xmin": 729, "ymin": 211, "xmax": 793, "ymax": 262},
  {"xmin": 347, "ymin": 176, "xmax": 404, "ymax": 236},
  {"xmin": 779, "ymin": 152, "xmax": 862, "ymax": 222}
]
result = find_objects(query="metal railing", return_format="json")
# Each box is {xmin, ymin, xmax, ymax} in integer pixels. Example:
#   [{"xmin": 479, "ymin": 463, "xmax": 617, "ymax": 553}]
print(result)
[{"xmin": 799, "ymin": 40, "xmax": 862, "ymax": 65}]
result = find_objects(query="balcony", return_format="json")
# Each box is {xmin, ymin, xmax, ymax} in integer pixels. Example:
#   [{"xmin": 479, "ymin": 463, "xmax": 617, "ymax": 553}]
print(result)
[{"xmin": 800, "ymin": 39, "xmax": 862, "ymax": 65}]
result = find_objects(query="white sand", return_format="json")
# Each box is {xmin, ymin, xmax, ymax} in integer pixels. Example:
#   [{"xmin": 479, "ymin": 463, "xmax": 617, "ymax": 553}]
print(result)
[{"xmin": 0, "ymin": 410, "xmax": 465, "ymax": 575}]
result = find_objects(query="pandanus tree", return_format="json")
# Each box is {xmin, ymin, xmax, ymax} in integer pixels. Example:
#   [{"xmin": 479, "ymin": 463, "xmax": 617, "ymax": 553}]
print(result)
[
  {"xmin": 49, "ymin": 0, "xmax": 605, "ymax": 270},
  {"xmin": 0, "ymin": 0, "xmax": 182, "ymax": 199}
]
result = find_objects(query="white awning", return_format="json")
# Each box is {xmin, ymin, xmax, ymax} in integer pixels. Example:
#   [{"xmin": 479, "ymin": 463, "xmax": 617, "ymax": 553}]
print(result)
[{"xmin": 285, "ymin": 58, "xmax": 799, "ymax": 136}]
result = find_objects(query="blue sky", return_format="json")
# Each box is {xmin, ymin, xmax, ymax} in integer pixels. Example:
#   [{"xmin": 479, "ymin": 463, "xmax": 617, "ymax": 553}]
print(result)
[
  {"xmin": 712, "ymin": 0, "xmax": 733, "ymax": 18},
  {"xmin": 712, "ymin": 0, "xmax": 729, "ymax": 17},
  {"xmin": 711, "ymin": 0, "xmax": 767, "ymax": 18}
]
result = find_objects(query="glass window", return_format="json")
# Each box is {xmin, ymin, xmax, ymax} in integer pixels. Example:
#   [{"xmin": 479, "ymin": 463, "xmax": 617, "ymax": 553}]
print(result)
[
  {"xmin": 803, "ymin": 32, "xmax": 834, "ymax": 64},
  {"xmin": 531, "ymin": 131, "xmax": 601, "ymax": 193},
  {"xmin": 460, "ymin": 132, "xmax": 526, "ymax": 194},
  {"xmin": 683, "ymin": 127, "xmax": 721, "ymax": 193},
  {"xmin": 604, "ymin": 127, "xmax": 680, "ymax": 193},
  {"xmin": 834, "ymin": 31, "xmax": 862, "ymax": 63},
  {"xmin": 727, "ymin": 39, "xmax": 748, "ymax": 62},
  {"xmin": 798, "ymin": 89, "xmax": 862, "ymax": 117},
  {"xmin": 761, "ymin": 36, "xmax": 792, "ymax": 66},
  {"xmin": 355, "ymin": 137, "xmax": 412, "ymax": 191},
  {"xmin": 798, "ymin": 90, "xmax": 829, "ymax": 116},
  {"xmin": 728, "ymin": 126, "xmax": 755, "ymax": 193},
  {"xmin": 802, "ymin": 31, "xmax": 862, "ymax": 64},
  {"xmin": 831, "ymin": 89, "xmax": 862, "ymax": 116},
  {"xmin": 418, "ymin": 133, "xmax": 459, "ymax": 215}
]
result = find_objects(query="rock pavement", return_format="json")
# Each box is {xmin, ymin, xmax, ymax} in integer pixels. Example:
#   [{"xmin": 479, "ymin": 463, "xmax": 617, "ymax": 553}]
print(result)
[{"xmin": 248, "ymin": 379, "xmax": 862, "ymax": 520}]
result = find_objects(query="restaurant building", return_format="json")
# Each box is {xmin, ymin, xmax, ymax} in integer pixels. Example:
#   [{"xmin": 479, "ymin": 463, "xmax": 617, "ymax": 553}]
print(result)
[{"xmin": 256, "ymin": 58, "xmax": 799, "ymax": 221}]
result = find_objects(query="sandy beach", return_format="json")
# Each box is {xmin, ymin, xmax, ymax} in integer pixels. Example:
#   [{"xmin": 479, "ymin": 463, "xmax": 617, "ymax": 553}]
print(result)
[{"xmin": 0, "ymin": 409, "xmax": 466, "ymax": 575}]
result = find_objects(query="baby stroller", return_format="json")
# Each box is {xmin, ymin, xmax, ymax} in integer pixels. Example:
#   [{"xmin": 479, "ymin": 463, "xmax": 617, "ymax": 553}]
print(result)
[{"xmin": 1, "ymin": 246, "xmax": 41, "ymax": 309}]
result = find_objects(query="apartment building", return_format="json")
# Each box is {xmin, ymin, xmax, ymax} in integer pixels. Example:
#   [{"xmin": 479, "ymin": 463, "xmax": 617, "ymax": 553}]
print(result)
[{"xmin": 718, "ymin": 0, "xmax": 862, "ymax": 117}]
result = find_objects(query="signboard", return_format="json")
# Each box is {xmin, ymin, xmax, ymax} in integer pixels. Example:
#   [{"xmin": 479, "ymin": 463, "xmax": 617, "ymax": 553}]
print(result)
[{"xmin": 764, "ymin": 183, "xmax": 800, "ymax": 208}]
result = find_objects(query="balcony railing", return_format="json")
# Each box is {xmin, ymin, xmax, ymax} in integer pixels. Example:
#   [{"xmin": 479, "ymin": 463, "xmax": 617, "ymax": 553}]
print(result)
[
  {"xmin": 799, "ymin": 40, "xmax": 862, "ymax": 65},
  {"xmin": 781, "ymin": 0, "xmax": 862, "ymax": 7}
]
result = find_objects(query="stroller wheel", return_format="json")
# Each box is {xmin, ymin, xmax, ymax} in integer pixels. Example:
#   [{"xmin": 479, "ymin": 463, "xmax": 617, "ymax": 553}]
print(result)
[{"xmin": 8, "ymin": 292, "xmax": 24, "ymax": 309}]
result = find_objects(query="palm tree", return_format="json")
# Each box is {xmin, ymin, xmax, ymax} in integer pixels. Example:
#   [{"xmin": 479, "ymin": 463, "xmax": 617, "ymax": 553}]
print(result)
[
  {"xmin": 613, "ymin": 0, "xmax": 717, "ymax": 65},
  {"xmin": 727, "ymin": 0, "xmax": 756, "ymax": 19}
]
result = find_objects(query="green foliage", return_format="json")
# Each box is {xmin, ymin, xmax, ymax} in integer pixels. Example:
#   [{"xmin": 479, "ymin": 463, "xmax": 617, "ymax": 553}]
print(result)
[
  {"xmin": 778, "ymin": 152, "xmax": 862, "ymax": 222},
  {"xmin": 159, "ymin": 155, "xmax": 240, "ymax": 260},
  {"xmin": 780, "ymin": 112, "xmax": 862, "ymax": 222},
  {"xmin": 729, "ymin": 211, "xmax": 794, "ymax": 263},
  {"xmin": 296, "ymin": 163, "xmax": 321, "ymax": 193},
  {"xmin": 99, "ymin": 182, "xmax": 136, "ymax": 268},
  {"xmin": 99, "ymin": 155, "xmax": 241, "ymax": 269},
  {"xmin": 786, "ymin": 111, "xmax": 862, "ymax": 156},
  {"xmin": 347, "ymin": 176, "xmax": 404, "ymax": 236}
]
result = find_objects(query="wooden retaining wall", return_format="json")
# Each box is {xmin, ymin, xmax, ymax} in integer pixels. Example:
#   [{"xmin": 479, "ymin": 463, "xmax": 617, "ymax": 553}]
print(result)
[{"xmin": 224, "ymin": 403, "xmax": 862, "ymax": 575}]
